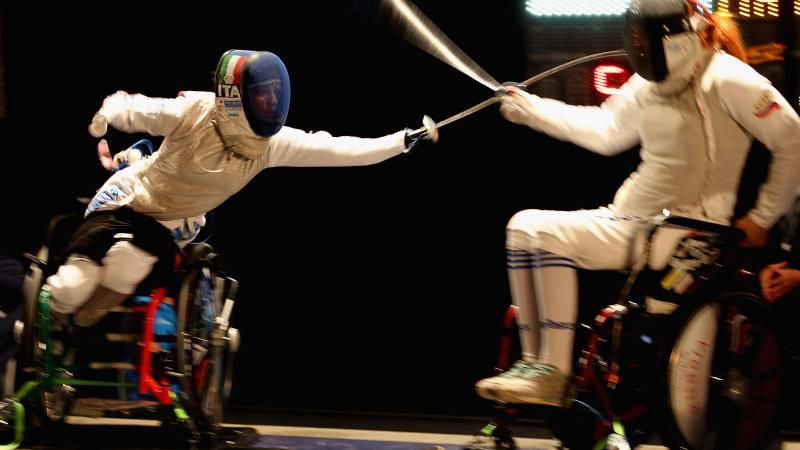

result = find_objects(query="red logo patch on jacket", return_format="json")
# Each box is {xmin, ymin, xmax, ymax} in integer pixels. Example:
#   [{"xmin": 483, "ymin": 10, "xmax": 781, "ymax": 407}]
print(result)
[{"xmin": 753, "ymin": 90, "xmax": 781, "ymax": 118}]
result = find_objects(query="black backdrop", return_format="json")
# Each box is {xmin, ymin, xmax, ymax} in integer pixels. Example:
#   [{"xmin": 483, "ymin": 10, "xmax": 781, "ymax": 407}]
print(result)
[{"xmin": 0, "ymin": 1, "xmax": 641, "ymax": 417}]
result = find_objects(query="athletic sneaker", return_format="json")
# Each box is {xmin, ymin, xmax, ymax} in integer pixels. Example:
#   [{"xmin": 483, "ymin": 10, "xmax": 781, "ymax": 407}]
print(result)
[{"xmin": 474, "ymin": 360, "xmax": 567, "ymax": 406}]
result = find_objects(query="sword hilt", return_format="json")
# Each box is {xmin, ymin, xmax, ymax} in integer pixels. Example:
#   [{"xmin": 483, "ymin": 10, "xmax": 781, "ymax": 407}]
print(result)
[{"xmin": 410, "ymin": 114, "xmax": 439, "ymax": 143}]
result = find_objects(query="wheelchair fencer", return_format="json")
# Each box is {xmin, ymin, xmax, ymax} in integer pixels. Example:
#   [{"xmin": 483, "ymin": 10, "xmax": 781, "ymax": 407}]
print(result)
[
  {"xmin": 465, "ymin": 214, "xmax": 786, "ymax": 450},
  {"xmin": 0, "ymin": 209, "xmax": 242, "ymax": 450}
]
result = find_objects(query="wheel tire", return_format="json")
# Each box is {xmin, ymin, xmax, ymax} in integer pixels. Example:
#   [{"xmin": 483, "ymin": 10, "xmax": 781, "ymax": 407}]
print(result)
[
  {"xmin": 20, "ymin": 247, "xmax": 48, "ymax": 376},
  {"xmin": 661, "ymin": 293, "xmax": 783, "ymax": 450},
  {"xmin": 175, "ymin": 252, "xmax": 225, "ymax": 428}
]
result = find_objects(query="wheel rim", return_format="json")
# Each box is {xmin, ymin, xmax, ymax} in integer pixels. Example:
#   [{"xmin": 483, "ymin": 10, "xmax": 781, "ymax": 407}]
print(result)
[{"xmin": 20, "ymin": 248, "xmax": 47, "ymax": 373}]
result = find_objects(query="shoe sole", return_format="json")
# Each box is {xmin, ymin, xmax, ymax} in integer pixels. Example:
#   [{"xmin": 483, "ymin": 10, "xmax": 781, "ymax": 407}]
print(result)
[{"xmin": 475, "ymin": 386, "xmax": 564, "ymax": 407}]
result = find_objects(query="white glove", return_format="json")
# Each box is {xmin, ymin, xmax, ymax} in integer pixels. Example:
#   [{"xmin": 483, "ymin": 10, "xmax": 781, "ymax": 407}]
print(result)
[
  {"xmin": 89, "ymin": 114, "xmax": 108, "ymax": 137},
  {"xmin": 498, "ymin": 86, "xmax": 538, "ymax": 127},
  {"xmin": 87, "ymin": 91, "xmax": 129, "ymax": 137}
]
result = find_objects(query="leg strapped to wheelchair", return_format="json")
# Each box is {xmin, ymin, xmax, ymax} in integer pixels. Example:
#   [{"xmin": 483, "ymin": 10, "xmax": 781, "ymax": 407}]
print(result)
[
  {"xmin": 467, "ymin": 215, "xmax": 785, "ymax": 450},
  {"xmin": 0, "ymin": 211, "xmax": 242, "ymax": 450}
]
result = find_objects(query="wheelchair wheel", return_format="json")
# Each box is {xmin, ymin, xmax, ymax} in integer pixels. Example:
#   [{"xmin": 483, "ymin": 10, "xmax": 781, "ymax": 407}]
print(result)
[
  {"xmin": 19, "ymin": 210, "xmax": 83, "ymax": 378},
  {"xmin": 176, "ymin": 244, "xmax": 237, "ymax": 427},
  {"xmin": 18, "ymin": 258, "xmax": 75, "ymax": 430},
  {"xmin": 662, "ymin": 292, "xmax": 783, "ymax": 450},
  {"xmin": 19, "ymin": 246, "xmax": 48, "ymax": 378}
]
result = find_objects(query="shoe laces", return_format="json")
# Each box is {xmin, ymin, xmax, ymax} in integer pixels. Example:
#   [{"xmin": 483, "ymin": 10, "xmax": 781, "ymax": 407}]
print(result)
[{"xmin": 501, "ymin": 361, "xmax": 557, "ymax": 379}]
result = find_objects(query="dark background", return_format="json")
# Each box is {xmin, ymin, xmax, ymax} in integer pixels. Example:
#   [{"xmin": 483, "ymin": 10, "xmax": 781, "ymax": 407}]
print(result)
[{"xmin": 0, "ymin": 0, "xmax": 794, "ymax": 419}]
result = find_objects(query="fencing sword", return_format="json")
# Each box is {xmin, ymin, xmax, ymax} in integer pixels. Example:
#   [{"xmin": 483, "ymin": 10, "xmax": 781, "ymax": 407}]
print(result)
[
  {"xmin": 419, "ymin": 49, "xmax": 630, "ymax": 135},
  {"xmin": 377, "ymin": 0, "xmax": 502, "ymax": 91},
  {"xmin": 373, "ymin": 0, "xmax": 628, "ymax": 137}
]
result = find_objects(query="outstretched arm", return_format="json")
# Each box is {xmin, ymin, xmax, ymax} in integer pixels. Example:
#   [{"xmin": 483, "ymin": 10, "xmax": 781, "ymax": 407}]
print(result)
[
  {"xmin": 264, "ymin": 127, "xmax": 411, "ymax": 168},
  {"xmin": 497, "ymin": 76, "xmax": 645, "ymax": 156},
  {"xmin": 88, "ymin": 91, "xmax": 188, "ymax": 138}
]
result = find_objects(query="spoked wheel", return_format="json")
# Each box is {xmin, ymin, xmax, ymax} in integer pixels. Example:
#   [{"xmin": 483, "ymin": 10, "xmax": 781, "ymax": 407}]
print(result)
[
  {"xmin": 19, "ymin": 247, "xmax": 48, "ymax": 377},
  {"xmin": 176, "ymin": 259, "xmax": 211, "ymax": 419},
  {"xmin": 19, "ymin": 210, "xmax": 83, "ymax": 377},
  {"xmin": 664, "ymin": 292, "xmax": 783, "ymax": 450},
  {"xmin": 18, "ymin": 250, "xmax": 72, "ymax": 427},
  {"xmin": 176, "ymin": 244, "xmax": 238, "ymax": 428},
  {"xmin": 17, "ymin": 256, "xmax": 74, "ymax": 433}
]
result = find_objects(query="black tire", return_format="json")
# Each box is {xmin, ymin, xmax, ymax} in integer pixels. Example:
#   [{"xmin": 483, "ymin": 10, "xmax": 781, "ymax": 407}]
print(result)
[
  {"xmin": 19, "ymin": 252, "xmax": 74, "ymax": 432},
  {"xmin": 176, "ymin": 243, "xmax": 213, "ymax": 403},
  {"xmin": 19, "ymin": 246, "xmax": 48, "ymax": 380},
  {"xmin": 176, "ymin": 266, "xmax": 204, "ymax": 411},
  {"xmin": 175, "ymin": 244, "xmax": 226, "ymax": 427},
  {"xmin": 19, "ymin": 210, "xmax": 82, "ymax": 382}
]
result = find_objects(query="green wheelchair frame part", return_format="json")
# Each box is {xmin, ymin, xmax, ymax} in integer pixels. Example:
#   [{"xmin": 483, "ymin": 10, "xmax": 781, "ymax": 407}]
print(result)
[{"xmin": 0, "ymin": 286, "xmax": 190, "ymax": 449}]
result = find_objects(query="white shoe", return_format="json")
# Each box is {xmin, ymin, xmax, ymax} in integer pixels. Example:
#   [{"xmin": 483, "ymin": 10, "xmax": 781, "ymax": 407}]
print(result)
[{"xmin": 475, "ymin": 360, "xmax": 567, "ymax": 406}]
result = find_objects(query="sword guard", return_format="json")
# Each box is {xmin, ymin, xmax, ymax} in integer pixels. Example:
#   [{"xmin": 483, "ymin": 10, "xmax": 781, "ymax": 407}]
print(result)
[
  {"xmin": 411, "ymin": 115, "xmax": 438, "ymax": 143},
  {"xmin": 495, "ymin": 81, "xmax": 526, "ymax": 97},
  {"xmin": 405, "ymin": 114, "xmax": 438, "ymax": 148}
]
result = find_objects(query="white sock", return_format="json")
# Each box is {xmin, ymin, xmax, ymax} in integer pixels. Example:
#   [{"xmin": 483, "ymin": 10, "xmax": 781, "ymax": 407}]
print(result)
[
  {"xmin": 506, "ymin": 248, "xmax": 539, "ymax": 362},
  {"xmin": 532, "ymin": 250, "xmax": 577, "ymax": 376}
]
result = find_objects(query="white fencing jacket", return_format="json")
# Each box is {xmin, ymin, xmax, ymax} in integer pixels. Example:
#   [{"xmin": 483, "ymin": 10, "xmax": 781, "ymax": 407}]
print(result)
[
  {"xmin": 87, "ymin": 91, "xmax": 408, "ymax": 226},
  {"xmin": 518, "ymin": 51, "xmax": 800, "ymax": 229}
]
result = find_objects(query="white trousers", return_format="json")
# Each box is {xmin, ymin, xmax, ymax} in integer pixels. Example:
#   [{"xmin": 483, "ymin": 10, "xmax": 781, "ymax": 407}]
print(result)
[
  {"xmin": 506, "ymin": 207, "xmax": 689, "ymax": 271},
  {"xmin": 47, "ymin": 241, "xmax": 157, "ymax": 314}
]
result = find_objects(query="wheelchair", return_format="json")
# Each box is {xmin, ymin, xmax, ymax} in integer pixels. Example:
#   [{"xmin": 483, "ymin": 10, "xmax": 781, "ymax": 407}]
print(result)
[
  {"xmin": 0, "ymin": 210, "xmax": 242, "ymax": 449},
  {"xmin": 465, "ymin": 215, "xmax": 787, "ymax": 450}
]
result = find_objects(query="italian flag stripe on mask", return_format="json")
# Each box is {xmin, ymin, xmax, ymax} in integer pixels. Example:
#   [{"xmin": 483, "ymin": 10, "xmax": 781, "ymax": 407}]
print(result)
[{"xmin": 216, "ymin": 54, "xmax": 247, "ymax": 86}]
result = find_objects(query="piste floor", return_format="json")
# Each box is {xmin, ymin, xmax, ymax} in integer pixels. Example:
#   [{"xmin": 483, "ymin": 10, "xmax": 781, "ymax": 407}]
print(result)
[{"xmin": 6, "ymin": 407, "xmax": 799, "ymax": 450}]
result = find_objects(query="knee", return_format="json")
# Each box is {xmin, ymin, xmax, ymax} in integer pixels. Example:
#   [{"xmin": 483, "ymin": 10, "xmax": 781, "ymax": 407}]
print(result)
[
  {"xmin": 506, "ymin": 209, "xmax": 546, "ymax": 232},
  {"xmin": 506, "ymin": 211, "xmax": 526, "ymax": 231},
  {"xmin": 100, "ymin": 241, "xmax": 158, "ymax": 294},
  {"xmin": 47, "ymin": 256, "xmax": 102, "ymax": 314},
  {"xmin": 506, "ymin": 210, "xmax": 545, "ymax": 248}
]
